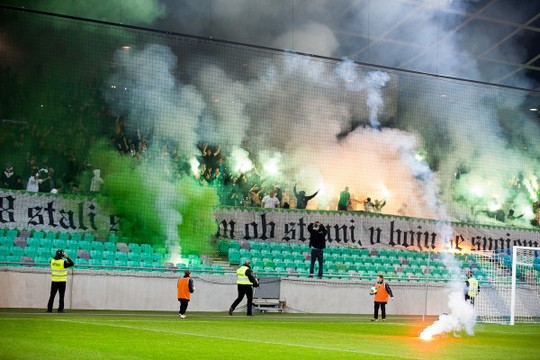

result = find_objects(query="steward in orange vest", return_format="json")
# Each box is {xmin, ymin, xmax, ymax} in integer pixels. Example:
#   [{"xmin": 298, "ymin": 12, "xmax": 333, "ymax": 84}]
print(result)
[
  {"xmin": 177, "ymin": 270, "xmax": 195, "ymax": 319},
  {"xmin": 371, "ymin": 274, "xmax": 394, "ymax": 321}
]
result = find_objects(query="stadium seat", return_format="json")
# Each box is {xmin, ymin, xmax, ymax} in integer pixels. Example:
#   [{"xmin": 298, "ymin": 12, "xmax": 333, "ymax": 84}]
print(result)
[
  {"xmin": 0, "ymin": 236, "xmax": 13, "ymax": 247},
  {"xmin": 128, "ymin": 252, "xmax": 141, "ymax": 262},
  {"xmin": 83, "ymin": 233, "xmax": 95, "ymax": 242},
  {"xmin": 24, "ymin": 247, "xmax": 38, "ymax": 258},
  {"xmin": 101, "ymin": 259, "xmax": 114, "ymax": 270},
  {"xmin": 114, "ymin": 260, "xmax": 128, "ymax": 271},
  {"xmin": 45, "ymin": 231, "xmax": 57, "ymax": 240},
  {"xmin": 66, "ymin": 240, "xmax": 80, "ymax": 251},
  {"xmin": 34, "ymin": 256, "xmax": 50, "ymax": 268},
  {"xmin": 228, "ymin": 248, "xmax": 241, "ymax": 265},
  {"xmin": 248, "ymin": 241, "xmax": 262, "ymax": 252},
  {"xmin": 39, "ymin": 238, "xmax": 53, "ymax": 249},
  {"xmin": 70, "ymin": 233, "xmax": 82, "ymax": 242},
  {"xmin": 103, "ymin": 242, "xmax": 117, "ymax": 252},
  {"xmin": 58, "ymin": 232, "xmax": 71, "ymax": 241},
  {"xmin": 140, "ymin": 244, "xmax": 154, "ymax": 254},
  {"xmin": 9, "ymin": 246, "xmax": 24, "ymax": 257},
  {"xmin": 128, "ymin": 243, "xmax": 140, "ymax": 253},
  {"xmin": 52, "ymin": 239, "xmax": 67, "ymax": 249},
  {"xmin": 102, "ymin": 251, "xmax": 116, "ymax": 261},
  {"xmin": 89, "ymin": 250, "xmax": 104, "ymax": 261},
  {"xmin": 32, "ymin": 231, "xmax": 45, "ymax": 239},
  {"xmin": 152, "ymin": 253, "xmax": 164, "ymax": 263},
  {"xmin": 107, "ymin": 233, "xmax": 119, "ymax": 243},
  {"xmin": 91, "ymin": 241, "xmax": 104, "ymax": 251},
  {"xmin": 26, "ymin": 237, "xmax": 40, "ymax": 248},
  {"xmin": 78, "ymin": 240, "xmax": 92, "ymax": 252},
  {"xmin": 76, "ymin": 258, "xmax": 88, "ymax": 268}
]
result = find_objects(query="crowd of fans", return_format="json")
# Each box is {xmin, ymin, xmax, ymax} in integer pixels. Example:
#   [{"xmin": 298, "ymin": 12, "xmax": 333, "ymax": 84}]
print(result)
[{"xmin": 1, "ymin": 67, "xmax": 540, "ymax": 227}]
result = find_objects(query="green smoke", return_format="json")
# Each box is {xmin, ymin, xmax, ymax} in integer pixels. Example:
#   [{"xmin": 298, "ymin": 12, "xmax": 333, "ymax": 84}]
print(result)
[{"xmin": 89, "ymin": 141, "xmax": 219, "ymax": 256}]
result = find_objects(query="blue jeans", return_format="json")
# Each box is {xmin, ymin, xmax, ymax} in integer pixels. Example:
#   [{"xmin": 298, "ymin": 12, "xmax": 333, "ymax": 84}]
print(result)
[{"xmin": 310, "ymin": 249, "xmax": 324, "ymax": 278}]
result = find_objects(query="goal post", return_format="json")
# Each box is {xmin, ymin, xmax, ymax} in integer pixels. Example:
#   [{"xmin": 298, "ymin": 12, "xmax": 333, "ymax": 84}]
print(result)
[
  {"xmin": 465, "ymin": 247, "xmax": 540, "ymax": 325},
  {"xmin": 510, "ymin": 246, "xmax": 540, "ymax": 325}
]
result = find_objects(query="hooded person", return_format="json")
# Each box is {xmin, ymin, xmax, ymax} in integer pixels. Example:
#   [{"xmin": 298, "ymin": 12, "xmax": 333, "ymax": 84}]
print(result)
[{"xmin": 90, "ymin": 169, "xmax": 104, "ymax": 193}]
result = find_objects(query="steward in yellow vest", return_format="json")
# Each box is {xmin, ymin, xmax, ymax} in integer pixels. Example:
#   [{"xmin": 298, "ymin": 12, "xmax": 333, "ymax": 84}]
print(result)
[
  {"xmin": 465, "ymin": 272, "xmax": 480, "ymax": 306},
  {"xmin": 229, "ymin": 260, "xmax": 259, "ymax": 316},
  {"xmin": 47, "ymin": 249, "xmax": 74, "ymax": 313}
]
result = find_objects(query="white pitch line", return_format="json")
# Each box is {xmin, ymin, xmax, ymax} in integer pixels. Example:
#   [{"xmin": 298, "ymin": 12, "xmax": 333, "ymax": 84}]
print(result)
[{"xmin": 57, "ymin": 318, "xmax": 426, "ymax": 360}]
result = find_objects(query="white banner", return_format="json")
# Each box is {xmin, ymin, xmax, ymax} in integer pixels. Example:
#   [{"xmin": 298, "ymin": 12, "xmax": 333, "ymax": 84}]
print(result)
[{"xmin": 1, "ymin": 190, "xmax": 539, "ymax": 252}]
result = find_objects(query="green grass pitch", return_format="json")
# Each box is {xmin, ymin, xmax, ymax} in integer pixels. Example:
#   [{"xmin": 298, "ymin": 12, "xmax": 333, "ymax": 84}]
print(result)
[{"xmin": 1, "ymin": 309, "xmax": 539, "ymax": 360}]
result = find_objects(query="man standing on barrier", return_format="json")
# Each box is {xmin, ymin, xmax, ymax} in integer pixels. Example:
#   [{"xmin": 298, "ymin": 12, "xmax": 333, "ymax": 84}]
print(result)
[
  {"xmin": 308, "ymin": 220, "xmax": 328, "ymax": 279},
  {"xmin": 229, "ymin": 260, "xmax": 259, "ymax": 316},
  {"xmin": 47, "ymin": 249, "xmax": 74, "ymax": 313}
]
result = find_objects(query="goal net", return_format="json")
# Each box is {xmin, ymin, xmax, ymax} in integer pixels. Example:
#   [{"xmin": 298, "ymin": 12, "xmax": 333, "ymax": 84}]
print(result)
[{"xmin": 465, "ymin": 247, "xmax": 540, "ymax": 325}]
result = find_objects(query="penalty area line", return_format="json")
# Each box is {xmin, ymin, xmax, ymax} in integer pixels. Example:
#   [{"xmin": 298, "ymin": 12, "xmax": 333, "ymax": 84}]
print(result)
[{"xmin": 57, "ymin": 318, "xmax": 425, "ymax": 360}]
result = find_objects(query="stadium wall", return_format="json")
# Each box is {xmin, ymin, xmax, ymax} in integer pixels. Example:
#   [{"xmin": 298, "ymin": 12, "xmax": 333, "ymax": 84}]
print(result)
[{"xmin": 0, "ymin": 268, "xmax": 449, "ymax": 315}]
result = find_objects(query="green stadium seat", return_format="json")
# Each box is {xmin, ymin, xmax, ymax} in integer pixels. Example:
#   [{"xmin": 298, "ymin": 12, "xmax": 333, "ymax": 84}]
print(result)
[
  {"xmin": 26, "ymin": 237, "xmax": 39, "ymax": 248},
  {"xmin": 45, "ymin": 231, "xmax": 57, "ymax": 240},
  {"xmin": 83, "ymin": 233, "xmax": 95, "ymax": 242},
  {"xmin": 228, "ymin": 248, "xmax": 241, "ymax": 265},
  {"xmin": 10, "ymin": 246, "xmax": 24, "ymax": 257},
  {"xmin": 152, "ymin": 253, "xmax": 164, "ymax": 263},
  {"xmin": 107, "ymin": 233, "xmax": 119, "ymax": 243},
  {"xmin": 75, "ymin": 258, "xmax": 88, "ymax": 268},
  {"xmin": 0, "ymin": 236, "xmax": 13, "ymax": 247},
  {"xmin": 69, "ymin": 233, "xmax": 82, "ymax": 242},
  {"xmin": 66, "ymin": 240, "xmax": 80, "ymax": 251},
  {"xmin": 102, "ymin": 251, "xmax": 116, "ymax": 261},
  {"xmin": 140, "ymin": 253, "xmax": 153, "ymax": 262},
  {"xmin": 39, "ymin": 238, "xmax": 53, "ymax": 249},
  {"xmin": 128, "ymin": 252, "xmax": 141, "ymax": 262},
  {"xmin": 38, "ymin": 248, "xmax": 53, "ymax": 258},
  {"xmin": 0, "ymin": 246, "xmax": 10, "ymax": 257},
  {"xmin": 90, "ymin": 250, "xmax": 104, "ymax": 260},
  {"xmin": 114, "ymin": 260, "xmax": 128, "ymax": 271},
  {"xmin": 248, "ymin": 241, "xmax": 262, "ymax": 252},
  {"xmin": 6, "ymin": 255, "xmax": 21, "ymax": 266},
  {"xmin": 78, "ymin": 240, "xmax": 92, "ymax": 252},
  {"xmin": 211, "ymin": 264, "xmax": 225, "ymax": 275},
  {"xmin": 32, "ymin": 231, "xmax": 45, "ymax": 239},
  {"xmin": 91, "ymin": 241, "xmax": 104, "ymax": 251},
  {"xmin": 24, "ymin": 247, "xmax": 38, "ymax": 258},
  {"xmin": 31, "ymin": 256, "xmax": 48, "ymax": 268},
  {"xmin": 52, "ymin": 239, "xmax": 67, "ymax": 249},
  {"xmin": 228, "ymin": 241, "xmax": 241, "ymax": 250},
  {"xmin": 152, "ymin": 262, "xmax": 165, "ymax": 272},
  {"xmin": 5, "ymin": 229, "xmax": 17, "ymax": 238},
  {"xmin": 101, "ymin": 259, "xmax": 114, "ymax": 270},
  {"xmin": 103, "ymin": 242, "xmax": 117, "ymax": 252},
  {"xmin": 140, "ymin": 244, "xmax": 154, "ymax": 254},
  {"xmin": 58, "ymin": 232, "xmax": 70, "ymax": 241},
  {"xmin": 128, "ymin": 243, "xmax": 140, "ymax": 253}
]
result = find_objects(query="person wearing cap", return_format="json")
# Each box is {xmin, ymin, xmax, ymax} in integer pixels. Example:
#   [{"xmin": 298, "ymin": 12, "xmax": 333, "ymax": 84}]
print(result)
[
  {"xmin": 46, "ymin": 249, "xmax": 74, "ymax": 313},
  {"xmin": 229, "ymin": 260, "xmax": 259, "ymax": 316},
  {"xmin": 177, "ymin": 269, "xmax": 195, "ymax": 319}
]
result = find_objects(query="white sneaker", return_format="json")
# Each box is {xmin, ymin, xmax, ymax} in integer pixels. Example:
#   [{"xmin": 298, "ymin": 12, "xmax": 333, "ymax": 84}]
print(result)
[{"xmin": 180, "ymin": 314, "xmax": 186, "ymax": 319}]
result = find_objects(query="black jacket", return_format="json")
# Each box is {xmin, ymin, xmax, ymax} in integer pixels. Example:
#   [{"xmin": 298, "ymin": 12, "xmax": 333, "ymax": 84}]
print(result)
[{"xmin": 308, "ymin": 223, "xmax": 327, "ymax": 249}]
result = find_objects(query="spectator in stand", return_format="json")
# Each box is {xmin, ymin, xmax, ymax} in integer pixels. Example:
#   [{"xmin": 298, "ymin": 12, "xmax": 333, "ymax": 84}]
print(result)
[
  {"xmin": 274, "ymin": 185, "xmax": 283, "ymax": 203},
  {"xmin": 40, "ymin": 167, "xmax": 56, "ymax": 193},
  {"xmin": 90, "ymin": 169, "xmax": 104, "ymax": 193},
  {"xmin": 338, "ymin": 186, "xmax": 351, "ymax": 211},
  {"xmin": 202, "ymin": 144, "xmax": 221, "ymax": 169},
  {"xmin": 262, "ymin": 190, "xmax": 280, "ymax": 208},
  {"xmin": 373, "ymin": 199, "xmax": 386, "ymax": 213},
  {"xmin": 294, "ymin": 183, "xmax": 319, "ymax": 210},
  {"xmin": 506, "ymin": 209, "xmax": 523, "ymax": 222},
  {"xmin": 363, "ymin": 197, "xmax": 375, "ymax": 212},
  {"xmin": 248, "ymin": 185, "xmax": 265, "ymax": 207},
  {"xmin": 308, "ymin": 220, "xmax": 327, "ymax": 279},
  {"xmin": 1, "ymin": 162, "xmax": 20, "ymax": 189},
  {"xmin": 26, "ymin": 172, "xmax": 46, "ymax": 192}
]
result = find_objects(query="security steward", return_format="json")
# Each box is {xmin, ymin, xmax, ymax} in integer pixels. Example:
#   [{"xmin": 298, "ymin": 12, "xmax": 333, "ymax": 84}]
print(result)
[
  {"xmin": 47, "ymin": 249, "xmax": 74, "ymax": 313},
  {"xmin": 229, "ymin": 260, "xmax": 259, "ymax": 316},
  {"xmin": 465, "ymin": 271, "xmax": 480, "ymax": 306}
]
